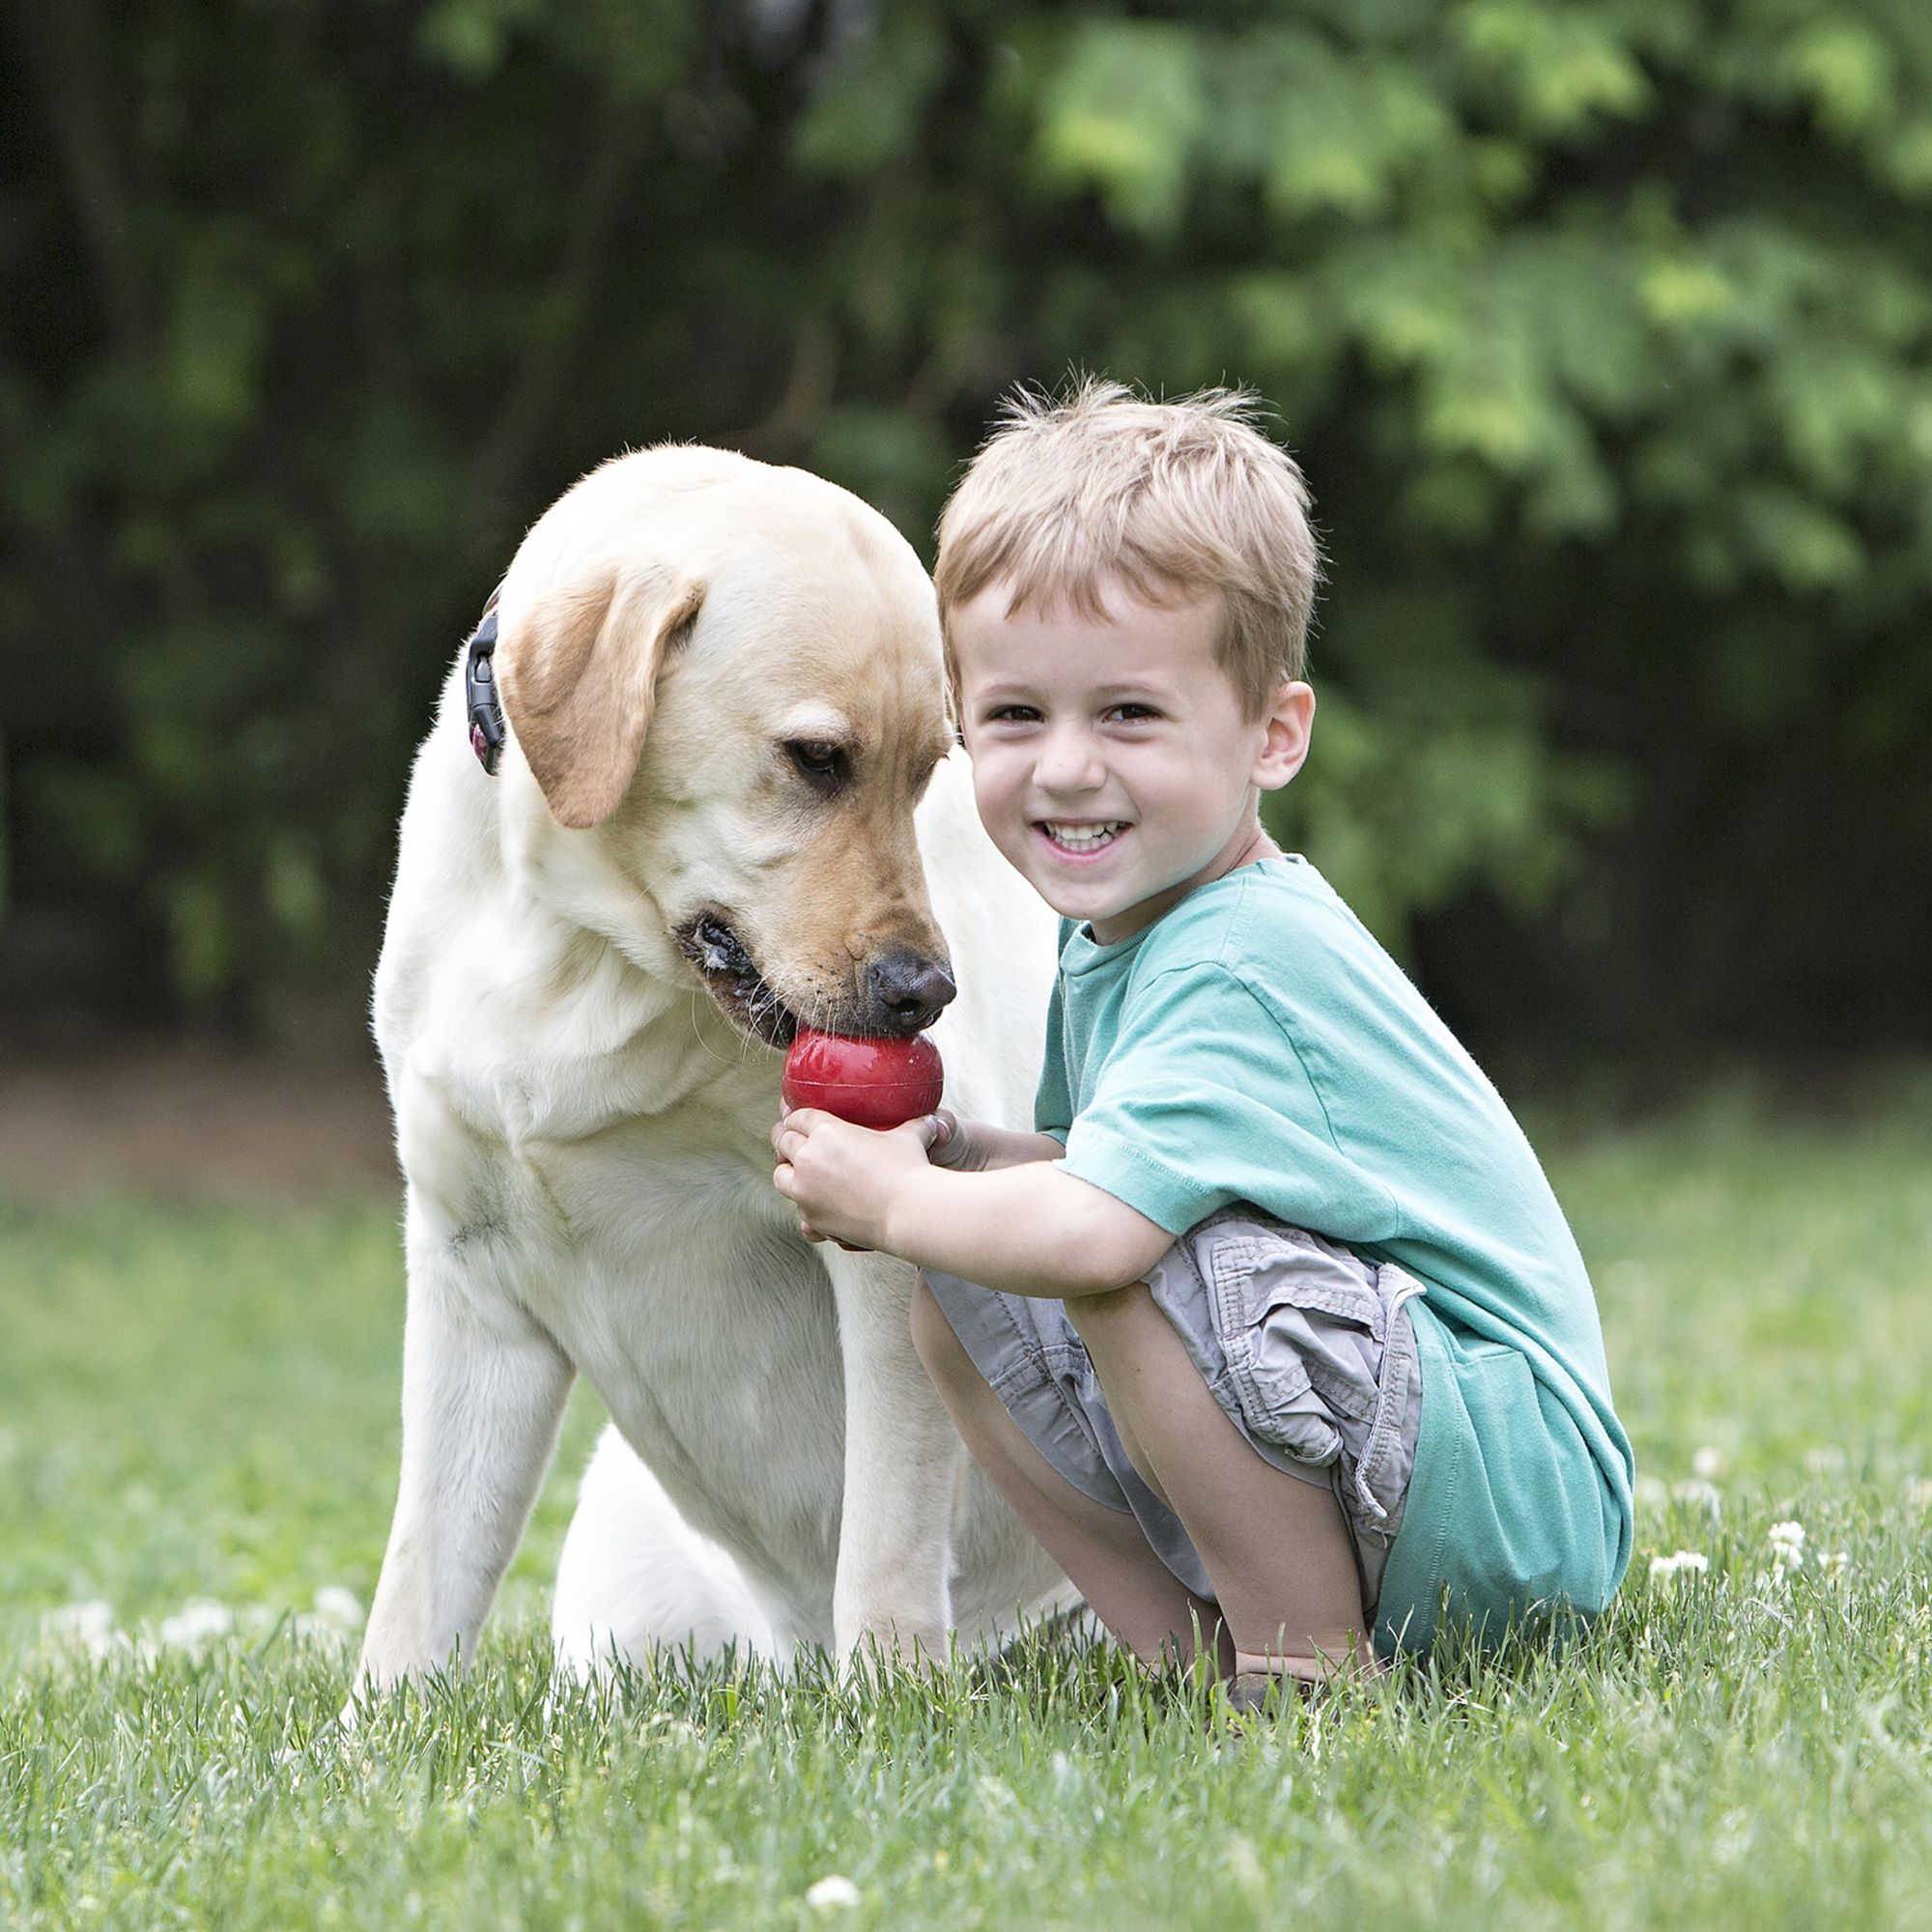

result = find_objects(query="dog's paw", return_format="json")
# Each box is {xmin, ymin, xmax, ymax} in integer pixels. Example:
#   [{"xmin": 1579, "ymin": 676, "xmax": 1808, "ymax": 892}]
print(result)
[{"xmin": 837, "ymin": 1622, "xmax": 953, "ymax": 1686}]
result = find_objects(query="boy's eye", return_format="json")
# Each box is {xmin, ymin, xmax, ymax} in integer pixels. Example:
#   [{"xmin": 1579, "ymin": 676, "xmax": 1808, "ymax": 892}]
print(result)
[
  {"xmin": 983, "ymin": 705, "xmax": 1040, "ymax": 724},
  {"xmin": 1106, "ymin": 703, "xmax": 1160, "ymax": 722}
]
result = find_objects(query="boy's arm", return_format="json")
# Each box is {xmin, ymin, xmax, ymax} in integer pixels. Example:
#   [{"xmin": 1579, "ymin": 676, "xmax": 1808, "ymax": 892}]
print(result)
[
  {"xmin": 887, "ymin": 1159, "xmax": 1175, "ymax": 1299},
  {"xmin": 773, "ymin": 1111, "xmax": 1173, "ymax": 1298}
]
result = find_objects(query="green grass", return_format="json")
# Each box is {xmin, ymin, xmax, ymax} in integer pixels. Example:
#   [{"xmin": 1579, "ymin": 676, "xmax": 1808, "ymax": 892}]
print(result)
[{"xmin": 5, "ymin": 1081, "xmax": 1932, "ymax": 1928}]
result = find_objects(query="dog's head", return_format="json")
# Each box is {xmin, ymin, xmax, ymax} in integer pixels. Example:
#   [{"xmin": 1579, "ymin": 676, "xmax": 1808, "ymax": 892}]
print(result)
[{"xmin": 495, "ymin": 455, "xmax": 958, "ymax": 1048}]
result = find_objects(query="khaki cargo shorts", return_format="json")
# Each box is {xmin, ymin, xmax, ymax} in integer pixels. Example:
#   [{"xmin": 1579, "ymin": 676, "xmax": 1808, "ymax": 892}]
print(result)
[{"xmin": 923, "ymin": 1208, "xmax": 1425, "ymax": 1619}]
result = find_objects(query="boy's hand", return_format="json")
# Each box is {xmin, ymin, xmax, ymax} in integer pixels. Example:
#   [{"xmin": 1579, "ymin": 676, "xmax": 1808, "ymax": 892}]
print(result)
[
  {"xmin": 771, "ymin": 1107, "xmax": 946, "ymax": 1252},
  {"xmin": 917, "ymin": 1110, "xmax": 1065, "ymax": 1174},
  {"xmin": 921, "ymin": 1108, "xmax": 975, "ymax": 1170}
]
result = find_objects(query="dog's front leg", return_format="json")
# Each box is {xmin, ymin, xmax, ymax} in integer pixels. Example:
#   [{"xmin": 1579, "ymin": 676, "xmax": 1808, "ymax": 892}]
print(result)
[
  {"xmin": 823, "ymin": 1247, "xmax": 967, "ymax": 1671},
  {"xmin": 355, "ymin": 1248, "xmax": 575, "ymax": 1690}
]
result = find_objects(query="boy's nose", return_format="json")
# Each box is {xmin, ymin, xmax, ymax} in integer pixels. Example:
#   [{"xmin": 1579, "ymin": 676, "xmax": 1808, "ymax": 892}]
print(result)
[{"xmin": 1035, "ymin": 727, "xmax": 1104, "ymax": 793}]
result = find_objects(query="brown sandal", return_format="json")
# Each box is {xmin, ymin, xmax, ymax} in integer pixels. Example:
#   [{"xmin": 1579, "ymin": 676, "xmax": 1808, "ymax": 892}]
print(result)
[{"xmin": 1224, "ymin": 1667, "xmax": 1324, "ymax": 1719}]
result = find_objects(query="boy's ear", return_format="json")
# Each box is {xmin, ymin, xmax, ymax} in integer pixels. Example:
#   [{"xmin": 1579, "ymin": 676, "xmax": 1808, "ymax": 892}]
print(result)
[{"xmin": 1252, "ymin": 680, "xmax": 1316, "ymax": 792}]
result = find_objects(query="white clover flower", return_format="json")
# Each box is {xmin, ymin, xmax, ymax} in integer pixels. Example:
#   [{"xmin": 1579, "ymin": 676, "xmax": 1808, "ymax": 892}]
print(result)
[
  {"xmin": 805, "ymin": 1875, "xmax": 862, "ymax": 1911},
  {"xmin": 1714, "ymin": 1805, "xmax": 1751, "ymax": 1866},
  {"xmin": 1649, "ymin": 1550, "xmax": 1711, "ymax": 1583},
  {"xmin": 1672, "ymin": 1478, "xmax": 1722, "ymax": 1520},
  {"xmin": 1634, "ymin": 1475, "xmax": 1669, "ymax": 1510},
  {"xmin": 1906, "ymin": 1478, "xmax": 1932, "ymax": 1510},
  {"xmin": 1691, "ymin": 1446, "xmax": 1727, "ymax": 1481},
  {"xmin": 1820, "ymin": 1550, "xmax": 1851, "ymax": 1585},
  {"xmin": 42, "ymin": 1599, "xmax": 117, "ymax": 1659},
  {"xmin": 1804, "ymin": 1446, "xmax": 1848, "ymax": 1477},
  {"xmin": 1761, "ymin": 1520, "xmax": 1807, "ymax": 1583},
  {"xmin": 312, "ymin": 1585, "xmax": 365, "ymax": 1631},
  {"xmin": 157, "ymin": 1599, "xmax": 235, "ymax": 1651}
]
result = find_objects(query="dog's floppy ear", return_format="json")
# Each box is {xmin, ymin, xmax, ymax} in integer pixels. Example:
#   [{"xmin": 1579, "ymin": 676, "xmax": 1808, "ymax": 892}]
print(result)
[{"xmin": 497, "ymin": 563, "xmax": 706, "ymax": 830}]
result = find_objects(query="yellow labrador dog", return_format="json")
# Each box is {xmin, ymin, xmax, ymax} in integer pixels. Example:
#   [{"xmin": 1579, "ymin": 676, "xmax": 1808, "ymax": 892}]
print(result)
[{"xmin": 355, "ymin": 446, "xmax": 1071, "ymax": 1690}]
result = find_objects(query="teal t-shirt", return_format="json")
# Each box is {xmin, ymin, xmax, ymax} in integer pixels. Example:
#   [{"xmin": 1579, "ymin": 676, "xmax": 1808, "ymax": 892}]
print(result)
[{"xmin": 1035, "ymin": 855, "xmax": 1633, "ymax": 1654}]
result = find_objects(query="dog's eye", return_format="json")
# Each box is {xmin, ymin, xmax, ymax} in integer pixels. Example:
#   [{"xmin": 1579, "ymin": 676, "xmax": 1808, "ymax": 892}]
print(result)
[{"xmin": 784, "ymin": 739, "xmax": 851, "ymax": 796}]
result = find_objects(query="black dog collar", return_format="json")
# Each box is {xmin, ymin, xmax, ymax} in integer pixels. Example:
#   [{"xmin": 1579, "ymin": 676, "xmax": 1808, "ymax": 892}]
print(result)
[{"xmin": 464, "ymin": 592, "xmax": 505, "ymax": 774}]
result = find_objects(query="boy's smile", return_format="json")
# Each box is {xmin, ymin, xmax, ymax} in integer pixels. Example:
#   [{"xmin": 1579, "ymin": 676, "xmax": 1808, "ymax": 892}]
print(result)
[{"xmin": 952, "ymin": 575, "xmax": 1314, "ymax": 944}]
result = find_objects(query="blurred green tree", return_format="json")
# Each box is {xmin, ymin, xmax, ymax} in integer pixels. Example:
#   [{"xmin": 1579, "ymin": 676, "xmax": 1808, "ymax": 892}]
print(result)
[{"xmin": 3, "ymin": 0, "xmax": 1929, "ymax": 1058}]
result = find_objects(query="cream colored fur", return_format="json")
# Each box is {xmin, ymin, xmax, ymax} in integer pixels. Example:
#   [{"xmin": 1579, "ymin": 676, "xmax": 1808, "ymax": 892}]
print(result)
[{"xmin": 355, "ymin": 446, "xmax": 1072, "ymax": 1690}]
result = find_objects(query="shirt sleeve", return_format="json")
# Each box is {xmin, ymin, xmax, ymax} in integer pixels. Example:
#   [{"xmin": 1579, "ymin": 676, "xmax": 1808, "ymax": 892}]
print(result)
[
  {"xmin": 1058, "ymin": 963, "xmax": 1405, "ymax": 1239},
  {"xmin": 1031, "ymin": 975, "xmax": 1072, "ymax": 1145}
]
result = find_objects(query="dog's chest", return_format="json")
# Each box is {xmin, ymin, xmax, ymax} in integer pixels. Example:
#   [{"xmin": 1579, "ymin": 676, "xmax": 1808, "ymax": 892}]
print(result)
[{"xmin": 501, "ymin": 1107, "xmax": 823, "ymax": 1349}]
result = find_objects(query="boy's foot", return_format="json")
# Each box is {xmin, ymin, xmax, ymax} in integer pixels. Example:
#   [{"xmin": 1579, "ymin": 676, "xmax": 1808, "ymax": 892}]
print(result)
[
  {"xmin": 1224, "ymin": 1666, "xmax": 1323, "ymax": 1719},
  {"xmin": 1221, "ymin": 1650, "xmax": 1385, "ymax": 1727}
]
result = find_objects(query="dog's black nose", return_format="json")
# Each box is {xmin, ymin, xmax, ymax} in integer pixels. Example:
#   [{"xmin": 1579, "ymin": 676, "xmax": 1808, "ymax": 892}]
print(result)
[{"xmin": 864, "ymin": 950, "xmax": 956, "ymax": 1035}]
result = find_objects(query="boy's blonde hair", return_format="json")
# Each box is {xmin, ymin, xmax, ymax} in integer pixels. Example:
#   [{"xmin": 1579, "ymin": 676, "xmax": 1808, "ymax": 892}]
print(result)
[{"xmin": 933, "ymin": 379, "xmax": 1321, "ymax": 717}]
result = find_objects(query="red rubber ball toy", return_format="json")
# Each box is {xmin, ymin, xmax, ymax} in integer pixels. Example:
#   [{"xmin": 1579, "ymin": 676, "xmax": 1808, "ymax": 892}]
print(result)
[{"xmin": 781, "ymin": 1028, "xmax": 945, "ymax": 1131}]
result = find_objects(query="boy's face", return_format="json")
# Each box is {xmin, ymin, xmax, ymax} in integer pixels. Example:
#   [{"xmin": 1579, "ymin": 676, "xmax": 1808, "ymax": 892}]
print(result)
[{"xmin": 952, "ymin": 575, "xmax": 1313, "ymax": 945}]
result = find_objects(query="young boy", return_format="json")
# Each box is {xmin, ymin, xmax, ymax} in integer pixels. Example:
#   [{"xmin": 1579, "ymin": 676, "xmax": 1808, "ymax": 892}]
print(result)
[{"xmin": 772, "ymin": 382, "xmax": 1633, "ymax": 1698}]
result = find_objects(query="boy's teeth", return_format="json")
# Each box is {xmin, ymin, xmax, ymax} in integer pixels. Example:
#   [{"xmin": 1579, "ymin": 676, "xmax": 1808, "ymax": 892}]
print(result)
[{"xmin": 1044, "ymin": 821, "xmax": 1125, "ymax": 850}]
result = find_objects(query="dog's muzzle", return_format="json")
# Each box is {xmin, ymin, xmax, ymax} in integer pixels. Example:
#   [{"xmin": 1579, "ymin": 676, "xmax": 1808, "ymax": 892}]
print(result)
[
  {"xmin": 676, "ymin": 914, "xmax": 801, "ymax": 1047},
  {"xmin": 861, "ymin": 948, "xmax": 955, "ymax": 1036},
  {"xmin": 674, "ymin": 914, "xmax": 955, "ymax": 1047}
]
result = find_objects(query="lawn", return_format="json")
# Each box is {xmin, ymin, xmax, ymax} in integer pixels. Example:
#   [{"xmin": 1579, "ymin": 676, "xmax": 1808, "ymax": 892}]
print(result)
[{"xmin": 4, "ymin": 1081, "xmax": 1931, "ymax": 1928}]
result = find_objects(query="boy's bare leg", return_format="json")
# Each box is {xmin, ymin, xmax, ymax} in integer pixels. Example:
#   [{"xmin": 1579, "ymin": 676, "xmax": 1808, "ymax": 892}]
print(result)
[
  {"xmin": 911, "ymin": 1279, "xmax": 1233, "ymax": 1673},
  {"xmin": 1065, "ymin": 1283, "xmax": 1376, "ymax": 1685}
]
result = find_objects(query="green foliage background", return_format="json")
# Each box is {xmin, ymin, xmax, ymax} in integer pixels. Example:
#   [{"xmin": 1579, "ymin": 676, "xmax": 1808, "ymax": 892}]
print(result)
[{"xmin": 4, "ymin": 0, "xmax": 1929, "ymax": 1056}]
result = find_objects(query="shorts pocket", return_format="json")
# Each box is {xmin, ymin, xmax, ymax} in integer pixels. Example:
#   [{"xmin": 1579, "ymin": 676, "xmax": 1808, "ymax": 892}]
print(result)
[
  {"xmin": 1207, "ymin": 1228, "xmax": 1383, "ymax": 1464},
  {"xmin": 1353, "ymin": 1279, "xmax": 1423, "ymax": 1532}
]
